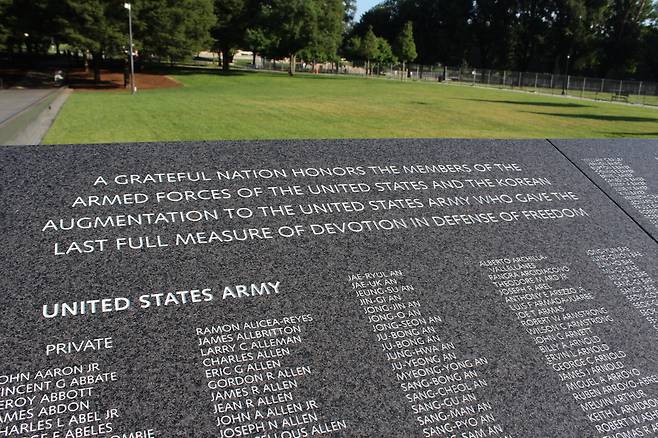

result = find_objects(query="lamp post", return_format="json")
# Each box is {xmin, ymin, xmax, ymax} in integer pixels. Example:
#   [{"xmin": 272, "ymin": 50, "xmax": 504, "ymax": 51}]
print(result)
[
  {"xmin": 562, "ymin": 54, "xmax": 570, "ymax": 95},
  {"xmin": 124, "ymin": 3, "xmax": 136, "ymax": 95}
]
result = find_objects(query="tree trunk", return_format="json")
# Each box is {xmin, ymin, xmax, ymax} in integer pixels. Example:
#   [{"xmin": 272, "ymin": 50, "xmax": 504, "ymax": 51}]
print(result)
[
  {"xmin": 92, "ymin": 51, "xmax": 102, "ymax": 83},
  {"xmin": 222, "ymin": 51, "xmax": 231, "ymax": 71},
  {"xmin": 252, "ymin": 51, "xmax": 256, "ymax": 66},
  {"xmin": 402, "ymin": 61, "xmax": 406, "ymax": 81},
  {"xmin": 288, "ymin": 54, "xmax": 296, "ymax": 76}
]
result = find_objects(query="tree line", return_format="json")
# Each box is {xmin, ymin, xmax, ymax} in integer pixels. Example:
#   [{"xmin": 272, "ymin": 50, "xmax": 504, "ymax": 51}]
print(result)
[
  {"xmin": 353, "ymin": 0, "xmax": 658, "ymax": 80},
  {"xmin": 0, "ymin": 0, "xmax": 353, "ymax": 78},
  {"xmin": 0, "ymin": 0, "xmax": 216, "ymax": 80},
  {"xmin": 0, "ymin": 0, "xmax": 656, "ymax": 81}
]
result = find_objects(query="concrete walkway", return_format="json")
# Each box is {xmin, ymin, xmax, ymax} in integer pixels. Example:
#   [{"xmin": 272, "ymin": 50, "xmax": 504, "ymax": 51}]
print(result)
[
  {"xmin": 0, "ymin": 89, "xmax": 55, "ymax": 124},
  {"xmin": 0, "ymin": 88, "xmax": 71, "ymax": 145}
]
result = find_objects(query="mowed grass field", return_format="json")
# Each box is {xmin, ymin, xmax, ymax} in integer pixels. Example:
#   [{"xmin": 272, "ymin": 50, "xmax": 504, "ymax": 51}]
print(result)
[{"xmin": 43, "ymin": 69, "xmax": 658, "ymax": 144}]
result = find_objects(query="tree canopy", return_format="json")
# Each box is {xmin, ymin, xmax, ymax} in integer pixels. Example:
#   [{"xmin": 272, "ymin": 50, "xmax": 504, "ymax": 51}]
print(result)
[
  {"xmin": 140, "ymin": 0, "xmax": 214, "ymax": 63},
  {"xmin": 350, "ymin": 0, "xmax": 658, "ymax": 80},
  {"xmin": 1, "ymin": 0, "xmax": 656, "ymax": 81},
  {"xmin": 213, "ymin": 0, "xmax": 252, "ymax": 70},
  {"xmin": 0, "ymin": 0, "xmax": 215, "ymax": 80},
  {"xmin": 394, "ymin": 21, "xmax": 416, "ymax": 65}
]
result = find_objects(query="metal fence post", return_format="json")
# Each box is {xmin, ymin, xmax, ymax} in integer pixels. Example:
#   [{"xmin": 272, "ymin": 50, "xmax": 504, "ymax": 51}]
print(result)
[
  {"xmin": 502, "ymin": 71, "xmax": 506, "ymax": 88},
  {"xmin": 518, "ymin": 71, "xmax": 522, "ymax": 89},
  {"xmin": 487, "ymin": 70, "xmax": 491, "ymax": 86},
  {"xmin": 581, "ymin": 77, "xmax": 586, "ymax": 97},
  {"xmin": 638, "ymin": 82, "xmax": 643, "ymax": 104},
  {"xmin": 534, "ymin": 73, "xmax": 538, "ymax": 91}
]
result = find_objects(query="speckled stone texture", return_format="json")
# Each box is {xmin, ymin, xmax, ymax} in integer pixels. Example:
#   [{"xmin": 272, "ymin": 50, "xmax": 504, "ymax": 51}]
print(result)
[
  {"xmin": 550, "ymin": 139, "xmax": 658, "ymax": 241},
  {"xmin": 0, "ymin": 139, "xmax": 656, "ymax": 438}
]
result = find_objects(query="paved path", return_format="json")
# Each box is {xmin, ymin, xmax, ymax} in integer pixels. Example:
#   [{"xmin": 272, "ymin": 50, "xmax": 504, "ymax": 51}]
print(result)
[
  {"xmin": 0, "ymin": 89, "xmax": 55, "ymax": 124},
  {"xmin": 0, "ymin": 88, "xmax": 70, "ymax": 145}
]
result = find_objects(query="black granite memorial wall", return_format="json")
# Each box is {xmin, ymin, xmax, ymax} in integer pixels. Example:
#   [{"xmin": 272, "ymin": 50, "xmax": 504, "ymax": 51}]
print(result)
[
  {"xmin": 1, "ymin": 138, "xmax": 657, "ymax": 438},
  {"xmin": 550, "ymin": 139, "xmax": 658, "ymax": 242}
]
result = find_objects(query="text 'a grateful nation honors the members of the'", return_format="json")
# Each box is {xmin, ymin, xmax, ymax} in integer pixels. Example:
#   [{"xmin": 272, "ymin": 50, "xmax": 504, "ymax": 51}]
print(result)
[{"xmin": 41, "ymin": 282, "xmax": 281, "ymax": 318}]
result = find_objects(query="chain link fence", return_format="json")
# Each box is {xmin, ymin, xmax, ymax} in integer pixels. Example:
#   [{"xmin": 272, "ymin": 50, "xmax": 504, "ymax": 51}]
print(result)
[
  {"xmin": 440, "ymin": 66, "xmax": 658, "ymax": 107},
  {"xmin": 250, "ymin": 59, "xmax": 658, "ymax": 107}
]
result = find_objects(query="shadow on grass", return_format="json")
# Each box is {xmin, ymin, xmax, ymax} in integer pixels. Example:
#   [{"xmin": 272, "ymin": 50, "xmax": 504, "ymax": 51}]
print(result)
[
  {"xmin": 527, "ymin": 112, "xmax": 658, "ymax": 122},
  {"xmin": 68, "ymin": 80, "xmax": 123, "ymax": 90},
  {"xmin": 143, "ymin": 65, "xmax": 365, "ymax": 81},
  {"xmin": 461, "ymin": 98, "xmax": 590, "ymax": 108},
  {"xmin": 605, "ymin": 132, "xmax": 658, "ymax": 136},
  {"xmin": 142, "ymin": 64, "xmax": 252, "ymax": 77}
]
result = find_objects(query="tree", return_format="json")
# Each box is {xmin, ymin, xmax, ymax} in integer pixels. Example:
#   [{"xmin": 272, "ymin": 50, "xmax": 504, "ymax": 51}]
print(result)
[
  {"xmin": 2, "ymin": 0, "xmax": 57, "ymax": 55},
  {"xmin": 263, "ymin": 0, "xmax": 319, "ymax": 75},
  {"xmin": 546, "ymin": 0, "xmax": 609, "ymax": 75},
  {"xmin": 351, "ymin": 2, "xmax": 396, "ymax": 41},
  {"xmin": 342, "ymin": 35, "xmax": 362, "ymax": 61},
  {"xmin": 354, "ymin": 0, "xmax": 472, "ymax": 66},
  {"xmin": 361, "ymin": 25, "xmax": 379, "ymax": 74},
  {"xmin": 244, "ymin": 27, "xmax": 269, "ymax": 65},
  {"xmin": 375, "ymin": 37, "xmax": 396, "ymax": 63},
  {"xmin": 395, "ymin": 21, "xmax": 416, "ymax": 76},
  {"xmin": 138, "ymin": 0, "xmax": 215, "ymax": 64},
  {"xmin": 303, "ymin": 0, "xmax": 344, "ymax": 66},
  {"xmin": 472, "ymin": 0, "xmax": 517, "ymax": 68},
  {"xmin": 213, "ymin": 0, "xmax": 252, "ymax": 71},
  {"xmin": 343, "ymin": 0, "xmax": 357, "ymax": 25},
  {"xmin": 638, "ymin": 26, "xmax": 658, "ymax": 81},
  {"xmin": 636, "ymin": 5, "xmax": 658, "ymax": 81},
  {"xmin": 0, "ymin": 0, "xmax": 13, "ymax": 51},
  {"xmin": 58, "ymin": 0, "xmax": 125, "ymax": 82},
  {"xmin": 601, "ymin": 0, "xmax": 654, "ymax": 77},
  {"xmin": 371, "ymin": 36, "xmax": 395, "ymax": 74}
]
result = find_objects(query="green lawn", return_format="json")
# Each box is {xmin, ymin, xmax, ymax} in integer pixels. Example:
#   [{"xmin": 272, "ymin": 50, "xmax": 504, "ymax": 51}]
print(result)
[{"xmin": 43, "ymin": 69, "xmax": 658, "ymax": 144}]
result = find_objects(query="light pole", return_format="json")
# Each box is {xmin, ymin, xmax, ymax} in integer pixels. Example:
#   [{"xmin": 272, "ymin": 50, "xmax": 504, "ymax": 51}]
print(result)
[
  {"xmin": 124, "ymin": 3, "xmax": 136, "ymax": 95},
  {"xmin": 562, "ymin": 54, "xmax": 570, "ymax": 95}
]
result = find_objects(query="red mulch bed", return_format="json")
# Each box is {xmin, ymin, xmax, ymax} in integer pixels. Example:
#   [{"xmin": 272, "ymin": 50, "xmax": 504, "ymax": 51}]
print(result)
[{"xmin": 67, "ymin": 69, "xmax": 181, "ymax": 91}]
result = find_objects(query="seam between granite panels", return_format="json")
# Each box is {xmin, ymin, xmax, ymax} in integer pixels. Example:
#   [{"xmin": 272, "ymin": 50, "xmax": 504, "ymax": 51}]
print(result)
[{"xmin": 545, "ymin": 138, "xmax": 658, "ymax": 245}]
